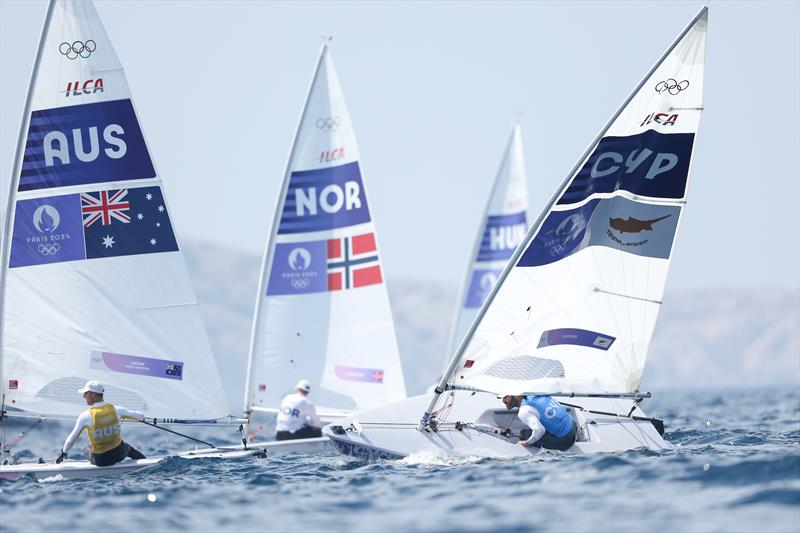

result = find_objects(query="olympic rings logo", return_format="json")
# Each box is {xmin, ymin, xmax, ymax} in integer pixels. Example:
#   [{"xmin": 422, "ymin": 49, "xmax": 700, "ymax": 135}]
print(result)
[
  {"xmin": 59, "ymin": 40, "xmax": 96, "ymax": 60},
  {"xmin": 316, "ymin": 116, "xmax": 341, "ymax": 132},
  {"xmin": 655, "ymin": 78, "xmax": 689, "ymax": 95},
  {"xmin": 290, "ymin": 279, "xmax": 311, "ymax": 289},
  {"xmin": 37, "ymin": 243, "xmax": 61, "ymax": 256}
]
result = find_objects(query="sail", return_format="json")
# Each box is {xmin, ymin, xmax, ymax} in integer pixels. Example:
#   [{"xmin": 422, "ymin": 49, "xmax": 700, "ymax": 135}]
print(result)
[
  {"xmin": 445, "ymin": 9, "xmax": 708, "ymax": 396},
  {"xmin": 445, "ymin": 124, "xmax": 528, "ymax": 364},
  {"xmin": 244, "ymin": 45, "xmax": 406, "ymax": 414},
  {"xmin": 0, "ymin": 0, "xmax": 230, "ymax": 420}
]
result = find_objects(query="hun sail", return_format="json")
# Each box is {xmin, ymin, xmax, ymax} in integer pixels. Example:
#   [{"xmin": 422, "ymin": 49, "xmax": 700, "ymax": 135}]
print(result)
[
  {"xmin": 0, "ymin": 0, "xmax": 230, "ymax": 420},
  {"xmin": 445, "ymin": 124, "xmax": 528, "ymax": 363},
  {"xmin": 244, "ymin": 44, "xmax": 406, "ymax": 415},
  {"xmin": 442, "ymin": 9, "xmax": 708, "ymax": 397}
]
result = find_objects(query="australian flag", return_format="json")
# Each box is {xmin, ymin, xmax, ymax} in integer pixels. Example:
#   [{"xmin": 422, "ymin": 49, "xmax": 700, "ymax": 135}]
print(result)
[{"xmin": 83, "ymin": 186, "xmax": 178, "ymax": 259}]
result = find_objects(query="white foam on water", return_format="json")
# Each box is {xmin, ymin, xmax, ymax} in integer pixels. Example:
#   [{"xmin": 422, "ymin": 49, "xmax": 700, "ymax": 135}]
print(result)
[
  {"xmin": 398, "ymin": 449, "xmax": 488, "ymax": 467},
  {"xmin": 37, "ymin": 474, "xmax": 66, "ymax": 483}
]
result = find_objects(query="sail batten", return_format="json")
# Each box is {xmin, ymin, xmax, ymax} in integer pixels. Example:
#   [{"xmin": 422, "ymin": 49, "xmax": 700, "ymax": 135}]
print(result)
[
  {"xmin": 1, "ymin": 0, "xmax": 230, "ymax": 421},
  {"xmin": 244, "ymin": 45, "xmax": 406, "ymax": 415}
]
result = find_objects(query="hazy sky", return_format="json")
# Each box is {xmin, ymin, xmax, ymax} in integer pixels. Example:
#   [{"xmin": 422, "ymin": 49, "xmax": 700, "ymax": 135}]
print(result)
[{"xmin": 1, "ymin": 0, "xmax": 798, "ymax": 291}]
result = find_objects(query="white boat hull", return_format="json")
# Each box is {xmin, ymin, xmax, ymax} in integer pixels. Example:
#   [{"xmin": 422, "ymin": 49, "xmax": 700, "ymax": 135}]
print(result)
[
  {"xmin": 176, "ymin": 447, "xmax": 269, "ymax": 460},
  {"xmin": 0, "ymin": 457, "xmax": 166, "ymax": 481},
  {"xmin": 0, "ymin": 447, "xmax": 268, "ymax": 481},
  {"xmin": 323, "ymin": 393, "xmax": 670, "ymax": 460},
  {"xmin": 182, "ymin": 437, "xmax": 332, "ymax": 457},
  {"xmin": 251, "ymin": 437, "xmax": 332, "ymax": 455}
]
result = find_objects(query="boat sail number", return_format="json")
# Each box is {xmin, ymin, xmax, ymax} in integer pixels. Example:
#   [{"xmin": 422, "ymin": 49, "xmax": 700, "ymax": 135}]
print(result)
[
  {"xmin": 279, "ymin": 161, "xmax": 372, "ymax": 234},
  {"xmin": 43, "ymin": 123, "xmax": 127, "ymax": 166},
  {"xmin": 590, "ymin": 148, "xmax": 678, "ymax": 181},
  {"xmin": 19, "ymin": 99, "xmax": 155, "ymax": 192}
]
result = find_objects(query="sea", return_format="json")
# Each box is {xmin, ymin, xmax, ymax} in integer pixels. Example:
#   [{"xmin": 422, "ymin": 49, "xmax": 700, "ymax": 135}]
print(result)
[{"xmin": 1, "ymin": 386, "xmax": 798, "ymax": 533}]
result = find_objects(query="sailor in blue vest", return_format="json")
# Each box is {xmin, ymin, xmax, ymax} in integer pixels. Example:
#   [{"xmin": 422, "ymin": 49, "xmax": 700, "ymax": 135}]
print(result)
[{"xmin": 501, "ymin": 394, "xmax": 577, "ymax": 451}]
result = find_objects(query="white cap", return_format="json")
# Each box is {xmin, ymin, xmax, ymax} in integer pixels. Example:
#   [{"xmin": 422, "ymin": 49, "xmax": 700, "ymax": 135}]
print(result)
[
  {"xmin": 295, "ymin": 380, "xmax": 311, "ymax": 393},
  {"xmin": 78, "ymin": 380, "xmax": 105, "ymax": 395}
]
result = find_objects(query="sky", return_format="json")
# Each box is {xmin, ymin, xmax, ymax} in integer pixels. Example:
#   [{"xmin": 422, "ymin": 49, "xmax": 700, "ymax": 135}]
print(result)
[{"xmin": 1, "ymin": 0, "xmax": 798, "ymax": 291}]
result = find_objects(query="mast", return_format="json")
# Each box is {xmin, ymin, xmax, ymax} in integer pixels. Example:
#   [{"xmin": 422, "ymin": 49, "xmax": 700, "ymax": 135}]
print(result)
[
  {"xmin": 442, "ymin": 122, "xmax": 521, "ymax": 367},
  {"xmin": 0, "ymin": 0, "xmax": 57, "ymax": 410},
  {"xmin": 243, "ymin": 42, "xmax": 330, "ymax": 420},
  {"xmin": 418, "ymin": 5, "xmax": 710, "ymax": 430}
]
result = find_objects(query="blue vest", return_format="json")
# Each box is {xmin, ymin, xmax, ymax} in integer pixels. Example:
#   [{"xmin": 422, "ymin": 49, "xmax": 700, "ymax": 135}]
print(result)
[{"xmin": 521, "ymin": 396, "xmax": 573, "ymax": 438}]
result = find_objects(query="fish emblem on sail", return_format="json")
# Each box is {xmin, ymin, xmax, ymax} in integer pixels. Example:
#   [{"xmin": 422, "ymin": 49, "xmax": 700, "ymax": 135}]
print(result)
[{"xmin": 609, "ymin": 215, "xmax": 671, "ymax": 233}]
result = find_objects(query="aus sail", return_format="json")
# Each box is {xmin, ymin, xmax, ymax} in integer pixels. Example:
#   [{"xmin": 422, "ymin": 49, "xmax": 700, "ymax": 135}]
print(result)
[{"xmin": 0, "ymin": 0, "xmax": 229, "ymax": 421}]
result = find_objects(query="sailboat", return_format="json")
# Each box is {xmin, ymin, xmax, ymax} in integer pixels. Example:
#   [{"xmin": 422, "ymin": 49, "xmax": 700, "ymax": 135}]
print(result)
[
  {"xmin": 234, "ymin": 42, "xmax": 407, "ymax": 453},
  {"xmin": 443, "ymin": 123, "xmax": 529, "ymax": 373},
  {"xmin": 0, "ymin": 0, "xmax": 263, "ymax": 480},
  {"xmin": 325, "ymin": 6, "xmax": 708, "ymax": 459}
]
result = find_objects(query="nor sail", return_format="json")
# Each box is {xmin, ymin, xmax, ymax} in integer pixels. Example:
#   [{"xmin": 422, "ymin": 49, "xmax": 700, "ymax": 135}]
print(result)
[
  {"xmin": 0, "ymin": 0, "xmax": 231, "ymax": 423},
  {"xmin": 243, "ymin": 44, "xmax": 407, "ymax": 419},
  {"xmin": 445, "ymin": 123, "xmax": 528, "ymax": 365}
]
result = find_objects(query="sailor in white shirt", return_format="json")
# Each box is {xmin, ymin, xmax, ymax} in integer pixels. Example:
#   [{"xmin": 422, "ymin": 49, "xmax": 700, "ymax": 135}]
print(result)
[{"xmin": 275, "ymin": 380, "xmax": 322, "ymax": 441}]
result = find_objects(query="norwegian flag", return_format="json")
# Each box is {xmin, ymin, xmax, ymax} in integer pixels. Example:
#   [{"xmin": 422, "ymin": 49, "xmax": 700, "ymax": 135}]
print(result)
[
  {"xmin": 326, "ymin": 232, "xmax": 383, "ymax": 291},
  {"xmin": 81, "ymin": 189, "xmax": 131, "ymax": 227}
]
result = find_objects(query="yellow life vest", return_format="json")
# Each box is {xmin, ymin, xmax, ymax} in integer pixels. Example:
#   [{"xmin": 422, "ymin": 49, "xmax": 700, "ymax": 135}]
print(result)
[{"xmin": 87, "ymin": 403, "xmax": 122, "ymax": 454}]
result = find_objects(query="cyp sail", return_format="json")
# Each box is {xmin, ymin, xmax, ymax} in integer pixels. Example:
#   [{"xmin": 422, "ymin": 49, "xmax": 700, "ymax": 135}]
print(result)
[
  {"xmin": 434, "ymin": 8, "xmax": 708, "ymax": 402},
  {"xmin": 0, "ymin": 0, "xmax": 230, "ymax": 422},
  {"xmin": 445, "ymin": 123, "xmax": 528, "ymax": 368},
  {"xmin": 244, "ymin": 44, "xmax": 406, "ymax": 416}
]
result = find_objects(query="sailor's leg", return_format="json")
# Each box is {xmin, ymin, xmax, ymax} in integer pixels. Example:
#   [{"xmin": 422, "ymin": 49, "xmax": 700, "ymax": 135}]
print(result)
[
  {"xmin": 93, "ymin": 443, "xmax": 128, "ymax": 466},
  {"xmin": 124, "ymin": 442, "xmax": 146, "ymax": 460},
  {"xmin": 532, "ymin": 422, "xmax": 577, "ymax": 451}
]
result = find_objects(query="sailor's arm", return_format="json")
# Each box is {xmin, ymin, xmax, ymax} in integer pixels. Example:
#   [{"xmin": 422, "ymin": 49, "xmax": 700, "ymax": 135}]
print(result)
[
  {"xmin": 517, "ymin": 405, "xmax": 546, "ymax": 445},
  {"xmin": 62, "ymin": 411, "xmax": 90, "ymax": 452},
  {"xmin": 116, "ymin": 406, "xmax": 145, "ymax": 421}
]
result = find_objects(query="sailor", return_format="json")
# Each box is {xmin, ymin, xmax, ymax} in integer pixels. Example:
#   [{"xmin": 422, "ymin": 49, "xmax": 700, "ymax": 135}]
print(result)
[
  {"xmin": 501, "ymin": 394, "xmax": 577, "ymax": 451},
  {"xmin": 275, "ymin": 380, "xmax": 322, "ymax": 441},
  {"xmin": 55, "ymin": 380, "xmax": 147, "ymax": 466}
]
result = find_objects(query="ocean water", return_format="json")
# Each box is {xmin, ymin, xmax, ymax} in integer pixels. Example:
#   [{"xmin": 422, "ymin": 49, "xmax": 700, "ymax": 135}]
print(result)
[{"xmin": 1, "ymin": 386, "xmax": 798, "ymax": 533}]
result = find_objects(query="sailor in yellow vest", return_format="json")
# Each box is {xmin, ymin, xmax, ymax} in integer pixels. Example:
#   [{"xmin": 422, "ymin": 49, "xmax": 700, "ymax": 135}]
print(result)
[{"xmin": 55, "ymin": 380, "xmax": 147, "ymax": 466}]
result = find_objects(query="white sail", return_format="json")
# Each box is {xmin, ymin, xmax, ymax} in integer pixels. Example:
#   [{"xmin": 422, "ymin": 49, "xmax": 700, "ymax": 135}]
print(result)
[
  {"xmin": 0, "ymin": 0, "xmax": 230, "ymax": 420},
  {"xmin": 442, "ymin": 9, "xmax": 708, "ymax": 397},
  {"xmin": 244, "ymin": 45, "xmax": 406, "ymax": 414},
  {"xmin": 445, "ymin": 124, "xmax": 528, "ymax": 364}
]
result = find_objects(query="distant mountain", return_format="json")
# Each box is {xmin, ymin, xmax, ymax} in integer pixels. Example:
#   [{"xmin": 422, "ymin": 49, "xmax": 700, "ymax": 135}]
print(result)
[{"xmin": 182, "ymin": 239, "xmax": 800, "ymax": 411}]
